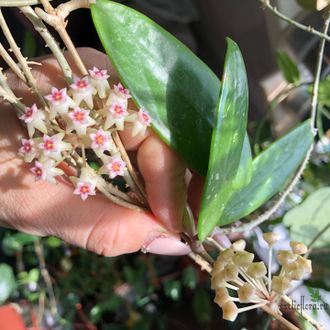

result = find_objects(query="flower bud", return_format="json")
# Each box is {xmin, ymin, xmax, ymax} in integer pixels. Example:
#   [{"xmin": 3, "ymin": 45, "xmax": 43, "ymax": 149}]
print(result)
[
  {"xmin": 246, "ymin": 262, "xmax": 267, "ymax": 278},
  {"xmin": 214, "ymin": 287, "xmax": 230, "ymax": 306},
  {"xmin": 290, "ymin": 241, "xmax": 308, "ymax": 255},
  {"xmin": 277, "ymin": 250, "xmax": 297, "ymax": 266},
  {"xmin": 232, "ymin": 239, "xmax": 246, "ymax": 251},
  {"xmin": 222, "ymin": 301, "xmax": 238, "ymax": 322},
  {"xmin": 222, "ymin": 263, "xmax": 239, "ymax": 281},
  {"xmin": 263, "ymin": 232, "xmax": 280, "ymax": 246},
  {"xmin": 272, "ymin": 276, "xmax": 291, "ymax": 294},
  {"xmin": 296, "ymin": 256, "xmax": 312, "ymax": 273},
  {"xmin": 214, "ymin": 248, "xmax": 234, "ymax": 271},
  {"xmin": 284, "ymin": 261, "xmax": 305, "ymax": 280},
  {"xmin": 217, "ymin": 248, "xmax": 235, "ymax": 264},
  {"xmin": 238, "ymin": 282, "xmax": 256, "ymax": 302},
  {"xmin": 211, "ymin": 271, "xmax": 227, "ymax": 290},
  {"xmin": 232, "ymin": 251, "xmax": 254, "ymax": 267}
]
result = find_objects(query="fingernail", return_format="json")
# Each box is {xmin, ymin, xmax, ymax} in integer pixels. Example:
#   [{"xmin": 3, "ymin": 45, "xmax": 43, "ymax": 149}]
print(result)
[{"xmin": 141, "ymin": 234, "xmax": 191, "ymax": 256}]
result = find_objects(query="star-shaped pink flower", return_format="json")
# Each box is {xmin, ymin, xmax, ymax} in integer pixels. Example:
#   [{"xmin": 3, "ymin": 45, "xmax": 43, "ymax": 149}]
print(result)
[
  {"xmin": 70, "ymin": 77, "xmax": 96, "ymax": 108},
  {"xmin": 19, "ymin": 104, "xmax": 47, "ymax": 137},
  {"xmin": 113, "ymin": 83, "xmax": 131, "ymax": 99},
  {"xmin": 73, "ymin": 167, "xmax": 97, "ymax": 201},
  {"xmin": 106, "ymin": 156, "xmax": 126, "ymax": 179},
  {"xmin": 89, "ymin": 67, "xmax": 110, "ymax": 80},
  {"xmin": 18, "ymin": 138, "xmax": 37, "ymax": 163},
  {"xmin": 104, "ymin": 102, "xmax": 129, "ymax": 130},
  {"xmin": 126, "ymin": 109, "xmax": 152, "ymax": 137},
  {"xmin": 73, "ymin": 181, "xmax": 96, "ymax": 201},
  {"xmin": 45, "ymin": 87, "xmax": 75, "ymax": 119},
  {"xmin": 67, "ymin": 107, "xmax": 95, "ymax": 136},
  {"xmin": 138, "ymin": 108, "xmax": 152, "ymax": 126},
  {"xmin": 88, "ymin": 67, "xmax": 110, "ymax": 98},
  {"xmin": 38, "ymin": 133, "xmax": 71, "ymax": 161},
  {"xmin": 30, "ymin": 159, "xmax": 63, "ymax": 184},
  {"xmin": 19, "ymin": 104, "xmax": 37, "ymax": 123},
  {"xmin": 89, "ymin": 129, "xmax": 115, "ymax": 157}
]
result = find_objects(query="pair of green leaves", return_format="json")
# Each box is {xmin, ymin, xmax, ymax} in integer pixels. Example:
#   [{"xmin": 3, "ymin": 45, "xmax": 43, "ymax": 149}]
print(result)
[{"xmin": 92, "ymin": 0, "xmax": 313, "ymax": 240}]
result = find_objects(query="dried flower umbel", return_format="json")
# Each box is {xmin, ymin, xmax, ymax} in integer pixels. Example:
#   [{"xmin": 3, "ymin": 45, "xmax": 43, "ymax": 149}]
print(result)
[{"xmin": 211, "ymin": 233, "xmax": 312, "ymax": 322}]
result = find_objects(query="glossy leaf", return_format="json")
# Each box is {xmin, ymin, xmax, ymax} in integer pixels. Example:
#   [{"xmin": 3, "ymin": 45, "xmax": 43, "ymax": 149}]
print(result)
[
  {"xmin": 221, "ymin": 120, "xmax": 314, "ymax": 225},
  {"xmin": 276, "ymin": 50, "xmax": 300, "ymax": 85},
  {"xmin": 233, "ymin": 134, "xmax": 252, "ymax": 189},
  {"xmin": 92, "ymin": 0, "xmax": 223, "ymax": 175},
  {"xmin": 284, "ymin": 187, "xmax": 330, "ymax": 248},
  {"xmin": 0, "ymin": 263, "xmax": 16, "ymax": 304},
  {"xmin": 198, "ymin": 39, "xmax": 248, "ymax": 240}
]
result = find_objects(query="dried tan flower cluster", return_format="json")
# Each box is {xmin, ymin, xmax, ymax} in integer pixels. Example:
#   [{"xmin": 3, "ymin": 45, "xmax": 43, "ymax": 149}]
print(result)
[{"xmin": 211, "ymin": 233, "xmax": 312, "ymax": 322}]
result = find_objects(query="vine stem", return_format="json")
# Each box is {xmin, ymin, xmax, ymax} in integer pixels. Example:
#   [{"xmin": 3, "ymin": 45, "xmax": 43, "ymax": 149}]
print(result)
[
  {"xmin": 0, "ymin": 43, "xmax": 26, "ymax": 82},
  {"xmin": 188, "ymin": 252, "xmax": 212, "ymax": 273},
  {"xmin": 0, "ymin": 0, "xmax": 53, "ymax": 5},
  {"xmin": 20, "ymin": 6, "xmax": 73, "ymax": 82},
  {"xmin": 112, "ymin": 131, "xmax": 148, "ymax": 203},
  {"xmin": 0, "ymin": 69, "xmax": 26, "ymax": 114},
  {"xmin": 35, "ymin": 0, "xmax": 91, "ymax": 76},
  {"xmin": 305, "ymin": 221, "xmax": 330, "ymax": 258},
  {"xmin": 221, "ymin": 11, "xmax": 330, "ymax": 235},
  {"xmin": 34, "ymin": 239, "xmax": 59, "ymax": 317},
  {"xmin": 261, "ymin": 304, "xmax": 300, "ymax": 330},
  {"xmin": 57, "ymin": 0, "xmax": 95, "ymax": 19},
  {"xmin": 259, "ymin": 0, "xmax": 330, "ymax": 43},
  {"xmin": 0, "ymin": 9, "xmax": 47, "ymax": 107}
]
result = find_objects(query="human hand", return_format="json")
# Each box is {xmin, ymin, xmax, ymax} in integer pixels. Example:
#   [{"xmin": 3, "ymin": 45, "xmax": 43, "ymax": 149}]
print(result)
[{"xmin": 0, "ymin": 48, "xmax": 191, "ymax": 257}]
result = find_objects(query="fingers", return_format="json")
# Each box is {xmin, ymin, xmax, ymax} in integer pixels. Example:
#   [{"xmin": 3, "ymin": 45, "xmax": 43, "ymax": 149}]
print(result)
[
  {"xmin": 0, "ymin": 156, "xmax": 189, "ymax": 256},
  {"xmin": 137, "ymin": 135, "xmax": 187, "ymax": 233}
]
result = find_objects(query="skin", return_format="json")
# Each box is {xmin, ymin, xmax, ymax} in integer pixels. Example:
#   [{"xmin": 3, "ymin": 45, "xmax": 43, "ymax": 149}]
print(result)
[{"xmin": 0, "ymin": 48, "xmax": 191, "ymax": 257}]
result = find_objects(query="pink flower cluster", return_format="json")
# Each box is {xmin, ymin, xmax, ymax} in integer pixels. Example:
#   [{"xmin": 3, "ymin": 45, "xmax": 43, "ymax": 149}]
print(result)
[{"xmin": 18, "ymin": 67, "xmax": 152, "ymax": 200}]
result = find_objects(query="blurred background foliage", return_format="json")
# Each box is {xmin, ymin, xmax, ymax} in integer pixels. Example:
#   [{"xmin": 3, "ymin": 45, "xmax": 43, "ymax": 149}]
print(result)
[{"xmin": 0, "ymin": 0, "xmax": 330, "ymax": 329}]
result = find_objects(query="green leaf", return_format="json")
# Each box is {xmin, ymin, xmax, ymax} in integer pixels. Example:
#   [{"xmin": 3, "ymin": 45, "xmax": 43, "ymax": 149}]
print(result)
[
  {"xmin": 283, "ymin": 187, "xmax": 330, "ymax": 248},
  {"xmin": 2, "ymin": 232, "xmax": 39, "ymax": 256},
  {"xmin": 28, "ymin": 268, "xmax": 40, "ymax": 283},
  {"xmin": 276, "ymin": 50, "xmax": 300, "ymax": 84},
  {"xmin": 232, "ymin": 134, "xmax": 252, "ymax": 189},
  {"xmin": 198, "ymin": 39, "xmax": 248, "ymax": 240},
  {"xmin": 192, "ymin": 288, "xmax": 212, "ymax": 324},
  {"xmin": 222, "ymin": 120, "xmax": 314, "ymax": 225},
  {"xmin": 315, "ymin": 76, "xmax": 330, "ymax": 107},
  {"xmin": 46, "ymin": 236, "xmax": 62, "ymax": 248},
  {"xmin": 0, "ymin": 263, "xmax": 16, "ymax": 304},
  {"xmin": 91, "ymin": 0, "xmax": 221, "ymax": 175}
]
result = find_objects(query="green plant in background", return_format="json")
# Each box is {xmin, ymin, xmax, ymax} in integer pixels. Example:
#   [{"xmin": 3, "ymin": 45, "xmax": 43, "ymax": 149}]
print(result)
[{"xmin": 0, "ymin": 0, "xmax": 329, "ymax": 329}]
